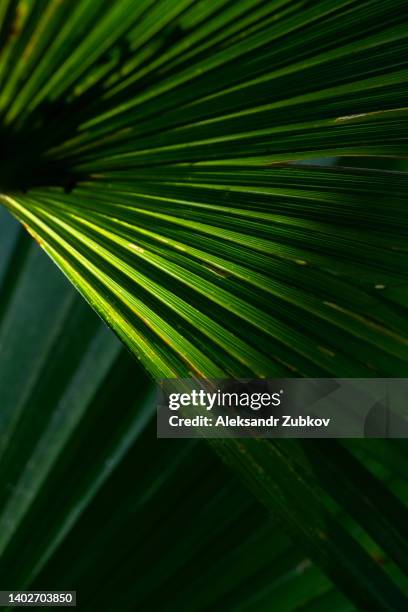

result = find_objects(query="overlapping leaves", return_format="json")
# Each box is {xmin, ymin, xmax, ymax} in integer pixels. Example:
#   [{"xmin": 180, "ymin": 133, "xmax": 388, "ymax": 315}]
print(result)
[
  {"xmin": 0, "ymin": 0, "xmax": 407, "ymax": 379},
  {"xmin": 0, "ymin": 1, "xmax": 407, "ymax": 609}
]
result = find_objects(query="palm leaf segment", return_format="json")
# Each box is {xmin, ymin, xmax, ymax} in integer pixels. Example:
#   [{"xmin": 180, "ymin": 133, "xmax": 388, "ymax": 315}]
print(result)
[{"xmin": 0, "ymin": 0, "xmax": 406, "ymax": 378}]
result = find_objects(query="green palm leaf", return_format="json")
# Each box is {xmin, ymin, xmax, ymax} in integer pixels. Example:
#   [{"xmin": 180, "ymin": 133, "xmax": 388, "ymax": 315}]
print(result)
[
  {"xmin": 2, "ymin": 165, "xmax": 407, "ymax": 378},
  {"xmin": 0, "ymin": 0, "xmax": 407, "ymax": 378},
  {"xmin": 0, "ymin": 215, "xmax": 406, "ymax": 610},
  {"xmin": 0, "ymin": 1, "xmax": 407, "ymax": 609},
  {"xmin": 0, "ymin": 213, "xmax": 354, "ymax": 610}
]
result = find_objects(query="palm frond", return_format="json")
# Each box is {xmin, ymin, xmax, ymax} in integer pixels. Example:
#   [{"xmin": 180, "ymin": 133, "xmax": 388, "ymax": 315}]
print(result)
[
  {"xmin": 0, "ymin": 1, "xmax": 407, "ymax": 609},
  {"xmin": 2, "ymin": 165, "xmax": 407, "ymax": 379},
  {"xmin": 0, "ymin": 212, "xmax": 352, "ymax": 610}
]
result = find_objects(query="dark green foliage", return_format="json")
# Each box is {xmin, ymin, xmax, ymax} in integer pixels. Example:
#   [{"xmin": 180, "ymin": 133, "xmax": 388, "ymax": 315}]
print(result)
[{"xmin": 0, "ymin": 2, "xmax": 407, "ymax": 609}]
